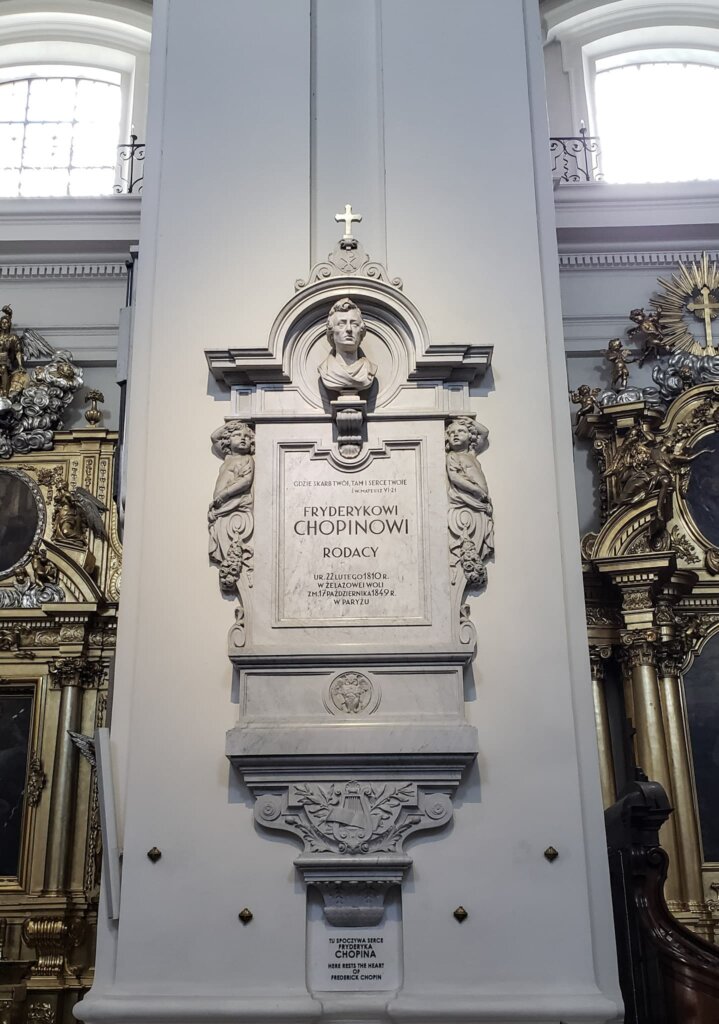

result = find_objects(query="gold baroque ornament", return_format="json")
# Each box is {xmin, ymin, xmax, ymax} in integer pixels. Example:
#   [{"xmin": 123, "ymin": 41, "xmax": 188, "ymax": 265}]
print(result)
[
  {"xmin": 26, "ymin": 753, "xmax": 47, "ymax": 807},
  {"xmin": 26, "ymin": 1003, "xmax": 55, "ymax": 1024},
  {"xmin": 654, "ymin": 252, "xmax": 719, "ymax": 357}
]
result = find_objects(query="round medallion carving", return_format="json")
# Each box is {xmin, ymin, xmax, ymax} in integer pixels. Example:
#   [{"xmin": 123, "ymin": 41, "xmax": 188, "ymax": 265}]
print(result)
[{"xmin": 325, "ymin": 671, "xmax": 379, "ymax": 716}]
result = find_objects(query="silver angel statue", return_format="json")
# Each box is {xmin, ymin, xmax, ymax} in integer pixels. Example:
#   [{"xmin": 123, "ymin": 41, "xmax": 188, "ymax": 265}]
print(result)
[
  {"xmin": 445, "ymin": 417, "xmax": 494, "ymax": 588},
  {"xmin": 208, "ymin": 420, "xmax": 255, "ymax": 596}
]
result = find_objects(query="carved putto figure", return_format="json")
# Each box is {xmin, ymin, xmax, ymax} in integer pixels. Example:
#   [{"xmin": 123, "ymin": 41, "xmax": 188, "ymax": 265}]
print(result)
[
  {"xmin": 208, "ymin": 420, "xmax": 255, "ymax": 595},
  {"xmin": 628, "ymin": 308, "xmax": 671, "ymax": 367},
  {"xmin": 0, "ymin": 305, "xmax": 25, "ymax": 399},
  {"xmin": 445, "ymin": 417, "xmax": 494, "ymax": 588},
  {"xmin": 569, "ymin": 384, "xmax": 601, "ymax": 428},
  {"xmin": 603, "ymin": 337, "xmax": 635, "ymax": 391},
  {"xmin": 318, "ymin": 298, "xmax": 377, "ymax": 393}
]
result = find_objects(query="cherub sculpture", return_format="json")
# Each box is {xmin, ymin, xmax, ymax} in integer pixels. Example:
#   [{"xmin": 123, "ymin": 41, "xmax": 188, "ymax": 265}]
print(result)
[
  {"xmin": 208, "ymin": 420, "xmax": 255, "ymax": 594},
  {"xmin": 52, "ymin": 479, "xmax": 108, "ymax": 545},
  {"xmin": 628, "ymin": 308, "xmax": 671, "ymax": 367},
  {"xmin": 603, "ymin": 338, "xmax": 635, "ymax": 391},
  {"xmin": 569, "ymin": 384, "xmax": 601, "ymax": 428},
  {"xmin": 445, "ymin": 417, "xmax": 494, "ymax": 588}
]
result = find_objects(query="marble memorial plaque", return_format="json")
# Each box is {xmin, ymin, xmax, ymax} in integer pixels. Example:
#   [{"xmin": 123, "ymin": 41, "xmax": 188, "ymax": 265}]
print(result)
[
  {"xmin": 306, "ymin": 890, "xmax": 402, "ymax": 993},
  {"xmin": 276, "ymin": 441, "xmax": 429, "ymax": 626}
]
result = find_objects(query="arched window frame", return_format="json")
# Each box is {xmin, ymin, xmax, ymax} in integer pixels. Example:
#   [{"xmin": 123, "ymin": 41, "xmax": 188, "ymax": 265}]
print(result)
[
  {"xmin": 0, "ymin": 1, "xmax": 151, "ymax": 194},
  {"xmin": 545, "ymin": 1, "xmax": 719, "ymax": 137}
]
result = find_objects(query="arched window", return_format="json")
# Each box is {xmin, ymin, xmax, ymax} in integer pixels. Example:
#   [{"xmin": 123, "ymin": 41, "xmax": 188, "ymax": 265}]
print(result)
[
  {"xmin": 0, "ymin": 65, "xmax": 122, "ymax": 195},
  {"xmin": 0, "ymin": 1, "xmax": 151, "ymax": 197},
  {"xmin": 545, "ymin": 1, "xmax": 719, "ymax": 183},
  {"xmin": 594, "ymin": 57, "xmax": 719, "ymax": 183}
]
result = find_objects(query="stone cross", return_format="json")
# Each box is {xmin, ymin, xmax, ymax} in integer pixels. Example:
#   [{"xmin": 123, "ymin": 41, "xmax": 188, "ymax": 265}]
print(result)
[
  {"xmin": 335, "ymin": 204, "xmax": 362, "ymax": 241},
  {"xmin": 687, "ymin": 285, "xmax": 719, "ymax": 355}
]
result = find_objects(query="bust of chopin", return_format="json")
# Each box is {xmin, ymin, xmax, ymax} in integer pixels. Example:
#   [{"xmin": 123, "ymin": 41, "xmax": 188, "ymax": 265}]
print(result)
[{"xmin": 318, "ymin": 298, "xmax": 377, "ymax": 393}]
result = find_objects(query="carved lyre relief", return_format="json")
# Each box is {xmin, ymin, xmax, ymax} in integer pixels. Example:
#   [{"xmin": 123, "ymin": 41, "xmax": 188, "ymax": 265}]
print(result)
[
  {"xmin": 445, "ymin": 417, "xmax": 494, "ymax": 589},
  {"xmin": 208, "ymin": 421, "xmax": 255, "ymax": 603}
]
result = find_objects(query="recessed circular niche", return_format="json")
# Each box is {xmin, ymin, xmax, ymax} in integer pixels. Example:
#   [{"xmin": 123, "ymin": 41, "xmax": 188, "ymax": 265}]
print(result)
[{"xmin": 0, "ymin": 468, "xmax": 46, "ymax": 579}]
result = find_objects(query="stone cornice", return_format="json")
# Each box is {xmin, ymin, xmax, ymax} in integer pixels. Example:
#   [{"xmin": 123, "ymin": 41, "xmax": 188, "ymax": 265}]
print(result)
[
  {"xmin": 559, "ymin": 249, "xmax": 719, "ymax": 272},
  {"xmin": 0, "ymin": 262, "xmax": 127, "ymax": 282}
]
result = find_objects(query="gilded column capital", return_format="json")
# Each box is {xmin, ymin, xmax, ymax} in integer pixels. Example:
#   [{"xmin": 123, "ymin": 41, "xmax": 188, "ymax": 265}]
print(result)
[
  {"xmin": 48, "ymin": 656, "xmax": 102, "ymax": 689},
  {"xmin": 620, "ymin": 635, "xmax": 658, "ymax": 670}
]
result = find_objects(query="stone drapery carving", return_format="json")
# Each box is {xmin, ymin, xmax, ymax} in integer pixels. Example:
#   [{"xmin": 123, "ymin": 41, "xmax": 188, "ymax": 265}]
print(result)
[
  {"xmin": 445, "ymin": 417, "xmax": 494, "ymax": 588},
  {"xmin": 208, "ymin": 420, "xmax": 255, "ymax": 599}
]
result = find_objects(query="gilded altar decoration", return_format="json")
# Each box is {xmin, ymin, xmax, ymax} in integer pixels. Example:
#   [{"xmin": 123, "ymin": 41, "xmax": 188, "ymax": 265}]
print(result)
[
  {"xmin": 445, "ymin": 417, "xmax": 494, "ymax": 588},
  {"xmin": 570, "ymin": 384, "xmax": 600, "ymax": 430},
  {"xmin": 0, "ymin": 377, "xmax": 121, "ymax": 1023},
  {"xmin": 208, "ymin": 420, "xmax": 255, "ymax": 599},
  {"xmin": 572, "ymin": 254, "xmax": 719, "ymax": 944},
  {"xmin": 653, "ymin": 252, "xmax": 719, "ymax": 357},
  {"xmin": 628, "ymin": 308, "xmax": 671, "ymax": 366},
  {"xmin": 603, "ymin": 337, "xmax": 635, "ymax": 391},
  {"xmin": 52, "ymin": 480, "xmax": 107, "ymax": 546},
  {"xmin": 0, "ymin": 306, "xmax": 83, "ymax": 459}
]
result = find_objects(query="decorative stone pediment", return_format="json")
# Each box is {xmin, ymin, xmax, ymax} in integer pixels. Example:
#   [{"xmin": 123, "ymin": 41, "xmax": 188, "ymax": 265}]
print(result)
[{"xmin": 205, "ymin": 237, "xmax": 492, "ymax": 393}]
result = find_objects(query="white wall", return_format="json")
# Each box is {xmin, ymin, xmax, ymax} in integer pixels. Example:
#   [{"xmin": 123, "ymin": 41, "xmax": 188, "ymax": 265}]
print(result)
[{"xmin": 80, "ymin": 3, "xmax": 621, "ymax": 1023}]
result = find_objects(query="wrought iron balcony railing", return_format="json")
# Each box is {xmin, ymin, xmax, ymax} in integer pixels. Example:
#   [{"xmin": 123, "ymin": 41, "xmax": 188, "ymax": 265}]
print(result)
[
  {"xmin": 549, "ymin": 126, "xmax": 603, "ymax": 183},
  {"xmin": 114, "ymin": 135, "xmax": 145, "ymax": 194}
]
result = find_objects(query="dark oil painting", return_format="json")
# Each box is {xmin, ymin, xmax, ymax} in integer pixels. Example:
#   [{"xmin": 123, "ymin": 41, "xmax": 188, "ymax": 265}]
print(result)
[
  {"xmin": 0, "ymin": 470, "xmax": 39, "ymax": 574},
  {"xmin": 685, "ymin": 432, "xmax": 719, "ymax": 549},
  {"xmin": 683, "ymin": 634, "xmax": 719, "ymax": 863},
  {"xmin": 0, "ymin": 690, "xmax": 33, "ymax": 876}
]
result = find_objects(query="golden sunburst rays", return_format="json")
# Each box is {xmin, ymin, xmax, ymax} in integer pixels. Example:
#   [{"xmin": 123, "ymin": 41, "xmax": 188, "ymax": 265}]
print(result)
[{"xmin": 652, "ymin": 252, "xmax": 719, "ymax": 357}]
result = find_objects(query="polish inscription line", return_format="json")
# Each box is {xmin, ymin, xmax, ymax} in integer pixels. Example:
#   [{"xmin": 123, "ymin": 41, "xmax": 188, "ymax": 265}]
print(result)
[{"xmin": 278, "ymin": 445, "xmax": 427, "ymax": 624}]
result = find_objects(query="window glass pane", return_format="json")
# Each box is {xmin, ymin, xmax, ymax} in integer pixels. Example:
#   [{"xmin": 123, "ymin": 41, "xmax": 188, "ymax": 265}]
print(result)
[
  {"xmin": 0, "ymin": 74, "xmax": 122, "ymax": 195},
  {"xmin": 20, "ymin": 168, "xmax": 69, "ymax": 197},
  {"xmin": 596, "ymin": 62, "xmax": 719, "ymax": 183},
  {"xmin": 75, "ymin": 79, "xmax": 121, "ymax": 123},
  {"xmin": 23, "ymin": 122, "xmax": 72, "ymax": 168},
  {"xmin": 69, "ymin": 167, "xmax": 115, "ymax": 196},
  {"xmin": 0, "ymin": 170, "xmax": 20, "ymax": 197},
  {"xmin": 27, "ymin": 77, "xmax": 76, "ymax": 122},
  {"xmin": 0, "ymin": 80, "xmax": 27, "ymax": 122},
  {"xmin": 71, "ymin": 122, "xmax": 118, "ymax": 168},
  {"xmin": 0, "ymin": 124, "xmax": 24, "ymax": 169}
]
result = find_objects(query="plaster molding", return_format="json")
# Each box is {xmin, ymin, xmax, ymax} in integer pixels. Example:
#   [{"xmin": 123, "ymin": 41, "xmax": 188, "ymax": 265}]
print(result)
[
  {"xmin": 559, "ymin": 250, "xmax": 719, "ymax": 271},
  {"xmin": 0, "ymin": 262, "xmax": 128, "ymax": 282}
]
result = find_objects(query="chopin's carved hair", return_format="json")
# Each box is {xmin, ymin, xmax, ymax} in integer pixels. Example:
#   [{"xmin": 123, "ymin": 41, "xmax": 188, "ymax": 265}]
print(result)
[
  {"xmin": 326, "ymin": 297, "xmax": 366, "ymax": 346},
  {"xmin": 445, "ymin": 417, "xmax": 488, "ymax": 453},
  {"xmin": 212, "ymin": 420, "xmax": 255, "ymax": 456}
]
